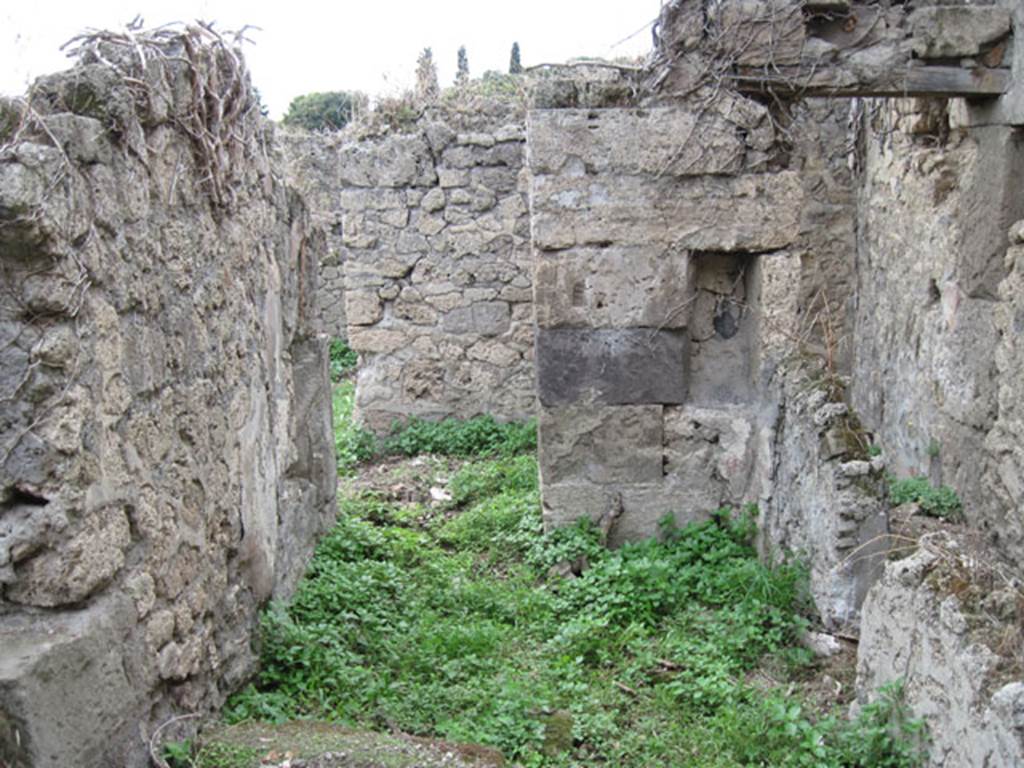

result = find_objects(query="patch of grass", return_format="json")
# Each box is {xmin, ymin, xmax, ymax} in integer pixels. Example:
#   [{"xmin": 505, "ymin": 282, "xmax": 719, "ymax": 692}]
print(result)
[
  {"xmin": 227, "ymin": 459, "xmax": 925, "ymax": 765},
  {"xmin": 329, "ymin": 339, "xmax": 358, "ymax": 382},
  {"xmin": 889, "ymin": 475, "xmax": 962, "ymax": 520},
  {"xmin": 224, "ymin": 398, "xmax": 927, "ymax": 767},
  {"xmin": 194, "ymin": 740, "xmax": 262, "ymax": 768},
  {"xmin": 332, "ymin": 380, "xmax": 375, "ymax": 475},
  {"xmin": 381, "ymin": 415, "xmax": 536, "ymax": 459},
  {"xmin": 447, "ymin": 454, "xmax": 539, "ymax": 507}
]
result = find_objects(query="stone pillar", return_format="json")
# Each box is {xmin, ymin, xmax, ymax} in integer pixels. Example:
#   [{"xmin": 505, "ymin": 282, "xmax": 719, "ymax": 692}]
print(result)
[{"xmin": 527, "ymin": 105, "xmax": 803, "ymax": 545}]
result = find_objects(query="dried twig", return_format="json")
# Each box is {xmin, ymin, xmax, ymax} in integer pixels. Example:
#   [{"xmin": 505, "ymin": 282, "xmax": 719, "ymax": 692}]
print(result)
[
  {"xmin": 148, "ymin": 712, "xmax": 201, "ymax": 768},
  {"xmin": 614, "ymin": 681, "xmax": 640, "ymax": 697},
  {"xmin": 62, "ymin": 20, "xmax": 259, "ymax": 209}
]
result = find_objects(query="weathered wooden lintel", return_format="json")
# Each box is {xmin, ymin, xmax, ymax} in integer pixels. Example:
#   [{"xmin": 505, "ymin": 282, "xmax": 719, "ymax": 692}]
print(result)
[{"xmin": 729, "ymin": 65, "xmax": 1011, "ymax": 99}]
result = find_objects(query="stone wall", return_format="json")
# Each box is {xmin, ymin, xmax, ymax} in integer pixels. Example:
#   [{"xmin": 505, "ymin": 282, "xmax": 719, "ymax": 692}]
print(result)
[
  {"xmin": 763, "ymin": 377, "xmax": 888, "ymax": 631},
  {"xmin": 278, "ymin": 131, "xmax": 350, "ymax": 338},
  {"xmin": 527, "ymin": 102, "xmax": 806, "ymax": 546},
  {"xmin": 789, "ymin": 100, "xmax": 859, "ymax": 373},
  {"xmin": 283, "ymin": 103, "xmax": 536, "ymax": 432},
  {"xmin": 851, "ymin": 100, "xmax": 1024, "ymax": 559},
  {"xmin": 983, "ymin": 222, "xmax": 1024, "ymax": 569},
  {"xmin": 856, "ymin": 535, "xmax": 1024, "ymax": 767},
  {"xmin": 0, "ymin": 40, "xmax": 335, "ymax": 768}
]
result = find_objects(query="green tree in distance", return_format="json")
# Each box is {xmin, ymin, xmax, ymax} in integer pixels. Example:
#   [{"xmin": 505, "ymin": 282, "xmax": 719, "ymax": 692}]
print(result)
[{"xmin": 282, "ymin": 91, "xmax": 356, "ymax": 132}]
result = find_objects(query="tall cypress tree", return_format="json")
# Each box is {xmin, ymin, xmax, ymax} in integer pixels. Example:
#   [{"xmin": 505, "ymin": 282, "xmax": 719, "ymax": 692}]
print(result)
[
  {"xmin": 457, "ymin": 46, "xmax": 470, "ymax": 85},
  {"xmin": 415, "ymin": 47, "xmax": 439, "ymax": 101},
  {"xmin": 509, "ymin": 42, "xmax": 523, "ymax": 74}
]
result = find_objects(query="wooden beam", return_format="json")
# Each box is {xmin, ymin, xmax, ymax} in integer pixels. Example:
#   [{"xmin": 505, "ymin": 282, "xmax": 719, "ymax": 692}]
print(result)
[
  {"xmin": 650, "ymin": 1, "xmax": 1017, "ymax": 103},
  {"xmin": 728, "ymin": 65, "xmax": 1011, "ymax": 99}
]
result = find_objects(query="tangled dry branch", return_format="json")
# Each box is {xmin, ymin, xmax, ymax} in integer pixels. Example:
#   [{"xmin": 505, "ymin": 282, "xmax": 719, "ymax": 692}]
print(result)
[{"xmin": 62, "ymin": 19, "xmax": 261, "ymax": 209}]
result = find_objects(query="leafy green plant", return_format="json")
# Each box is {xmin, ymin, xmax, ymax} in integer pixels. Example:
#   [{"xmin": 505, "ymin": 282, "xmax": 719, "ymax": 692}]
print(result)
[
  {"xmin": 332, "ymin": 381, "xmax": 375, "ymax": 475},
  {"xmin": 447, "ymin": 454, "xmax": 539, "ymax": 507},
  {"xmin": 227, "ymin": 484, "xmax": 835, "ymax": 764},
  {"xmin": 162, "ymin": 739, "xmax": 194, "ymax": 768},
  {"xmin": 223, "ymin": 397, "xmax": 929, "ymax": 767},
  {"xmin": 889, "ymin": 476, "xmax": 963, "ymax": 520},
  {"xmin": 328, "ymin": 339, "xmax": 358, "ymax": 382},
  {"xmin": 835, "ymin": 680, "xmax": 928, "ymax": 768},
  {"xmin": 382, "ymin": 415, "xmax": 536, "ymax": 458}
]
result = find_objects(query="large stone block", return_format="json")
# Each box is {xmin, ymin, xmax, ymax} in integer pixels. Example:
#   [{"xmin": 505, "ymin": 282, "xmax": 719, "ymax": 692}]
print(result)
[
  {"xmin": 910, "ymin": 7, "xmax": 1012, "ymax": 59},
  {"xmin": 441, "ymin": 301, "xmax": 511, "ymax": 336},
  {"xmin": 533, "ymin": 246, "xmax": 695, "ymax": 329},
  {"xmin": 337, "ymin": 134, "xmax": 438, "ymax": 188},
  {"xmin": 663, "ymin": 405, "xmax": 758, "ymax": 504},
  {"xmin": 0, "ymin": 596, "xmax": 148, "ymax": 768},
  {"xmin": 540, "ymin": 479, "xmax": 715, "ymax": 547},
  {"xmin": 527, "ymin": 108, "xmax": 746, "ymax": 177},
  {"xmin": 530, "ymin": 172, "xmax": 802, "ymax": 252},
  {"xmin": 713, "ymin": 0, "xmax": 806, "ymax": 66},
  {"xmin": 619, "ymin": 481, "xmax": 716, "ymax": 541},
  {"xmin": 539, "ymin": 404, "xmax": 663, "ymax": 485},
  {"xmin": 536, "ymin": 329, "xmax": 689, "ymax": 406}
]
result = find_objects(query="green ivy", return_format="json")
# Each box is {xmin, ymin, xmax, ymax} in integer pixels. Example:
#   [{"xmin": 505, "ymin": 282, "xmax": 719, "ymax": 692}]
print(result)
[
  {"xmin": 381, "ymin": 415, "xmax": 536, "ymax": 458},
  {"xmin": 328, "ymin": 339, "xmax": 358, "ymax": 382},
  {"xmin": 889, "ymin": 475, "xmax": 963, "ymax": 520},
  {"xmin": 332, "ymin": 381, "xmax": 374, "ymax": 475}
]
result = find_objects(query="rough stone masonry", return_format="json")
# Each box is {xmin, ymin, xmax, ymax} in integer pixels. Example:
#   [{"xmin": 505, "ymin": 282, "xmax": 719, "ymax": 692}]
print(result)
[
  {"xmin": 280, "ymin": 65, "xmax": 641, "ymax": 433},
  {"xmin": 282, "ymin": 102, "xmax": 537, "ymax": 432},
  {"xmin": 527, "ymin": 102, "xmax": 804, "ymax": 544},
  {"xmin": 0, "ymin": 31, "xmax": 335, "ymax": 767},
  {"xmin": 3, "ymin": 2, "xmax": 1024, "ymax": 766}
]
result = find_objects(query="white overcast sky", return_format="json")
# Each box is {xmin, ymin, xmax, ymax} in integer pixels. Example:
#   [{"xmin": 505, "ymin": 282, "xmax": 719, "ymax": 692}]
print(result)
[{"xmin": 1, "ymin": 1, "xmax": 662, "ymax": 119}]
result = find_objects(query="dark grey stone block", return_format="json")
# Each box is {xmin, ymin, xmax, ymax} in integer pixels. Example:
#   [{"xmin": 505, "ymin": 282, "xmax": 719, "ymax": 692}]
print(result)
[{"xmin": 536, "ymin": 328, "xmax": 689, "ymax": 405}]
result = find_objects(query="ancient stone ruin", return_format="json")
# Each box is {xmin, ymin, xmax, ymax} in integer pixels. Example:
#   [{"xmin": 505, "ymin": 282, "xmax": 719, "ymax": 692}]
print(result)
[
  {"xmin": 3, "ymin": 1, "xmax": 1024, "ymax": 765},
  {"xmin": 0, "ymin": 27, "xmax": 336, "ymax": 767}
]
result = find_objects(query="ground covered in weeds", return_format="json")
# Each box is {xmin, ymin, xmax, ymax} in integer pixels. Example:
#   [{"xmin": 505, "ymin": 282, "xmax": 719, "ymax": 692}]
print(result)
[{"xmin": 188, "ymin": 357, "xmax": 928, "ymax": 768}]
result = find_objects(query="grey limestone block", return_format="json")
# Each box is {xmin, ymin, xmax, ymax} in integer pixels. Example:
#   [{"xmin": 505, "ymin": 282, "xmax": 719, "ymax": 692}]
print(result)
[
  {"xmin": 441, "ymin": 301, "xmax": 511, "ymax": 336},
  {"xmin": 533, "ymin": 246, "xmax": 695, "ymax": 330},
  {"xmin": 529, "ymin": 171, "xmax": 803, "ymax": 252},
  {"xmin": 527, "ymin": 107, "xmax": 747, "ymax": 177},
  {"xmin": 910, "ymin": 6, "xmax": 1012, "ymax": 59},
  {"xmin": 539, "ymin": 403, "xmax": 664, "ymax": 485},
  {"xmin": 536, "ymin": 328, "xmax": 689, "ymax": 406}
]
